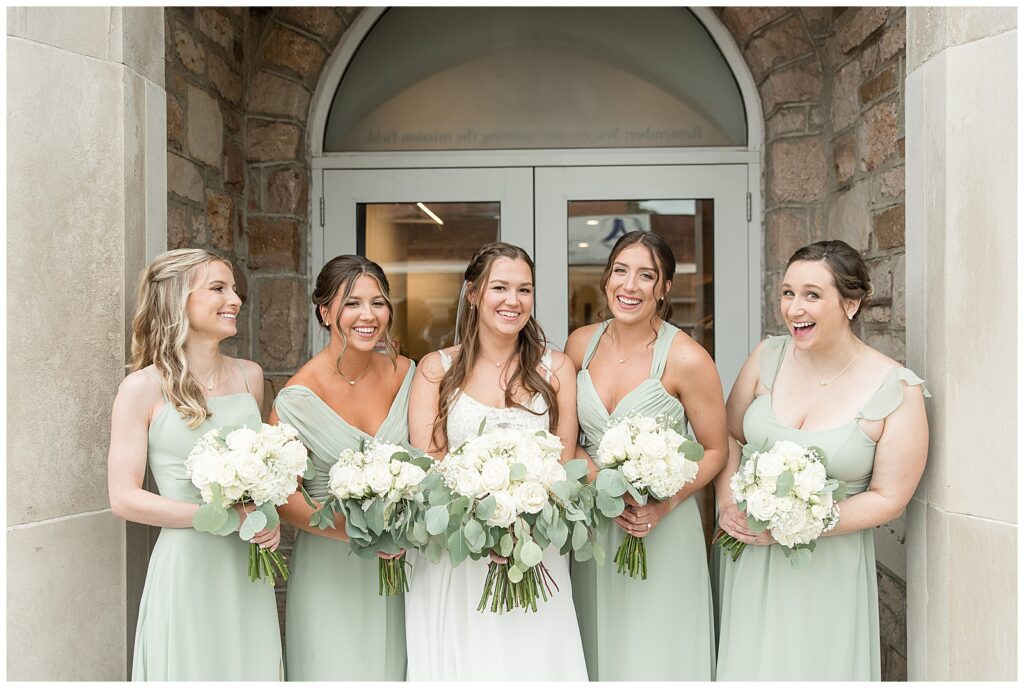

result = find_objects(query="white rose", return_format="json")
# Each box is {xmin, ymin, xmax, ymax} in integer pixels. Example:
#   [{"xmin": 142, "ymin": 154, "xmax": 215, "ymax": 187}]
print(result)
[
  {"xmin": 636, "ymin": 416, "xmax": 658, "ymax": 433},
  {"xmin": 398, "ymin": 462, "xmax": 426, "ymax": 490},
  {"xmin": 637, "ymin": 431, "xmax": 668, "ymax": 459},
  {"xmin": 542, "ymin": 460, "xmax": 567, "ymax": 487},
  {"xmin": 487, "ymin": 491, "xmax": 517, "ymax": 528},
  {"xmin": 755, "ymin": 451, "xmax": 786, "ymax": 479},
  {"xmin": 480, "ymin": 458, "xmax": 510, "ymax": 492},
  {"xmin": 235, "ymin": 453, "xmax": 268, "ymax": 484},
  {"xmin": 365, "ymin": 462, "xmax": 394, "ymax": 496},
  {"xmin": 621, "ymin": 461, "xmax": 641, "ymax": 485},
  {"xmin": 222, "ymin": 482, "xmax": 245, "ymax": 502},
  {"xmin": 745, "ymin": 491, "xmax": 777, "ymax": 522},
  {"xmin": 793, "ymin": 462, "xmax": 827, "ymax": 499},
  {"xmin": 773, "ymin": 440, "xmax": 807, "ymax": 463},
  {"xmin": 512, "ymin": 481, "xmax": 548, "ymax": 514},
  {"xmin": 455, "ymin": 469, "xmax": 484, "ymax": 498},
  {"xmin": 329, "ymin": 464, "xmax": 361, "ymax": 498},
  {"xmin": 598, "ymin": 425, "xmax": 631, "ymax": 464}
]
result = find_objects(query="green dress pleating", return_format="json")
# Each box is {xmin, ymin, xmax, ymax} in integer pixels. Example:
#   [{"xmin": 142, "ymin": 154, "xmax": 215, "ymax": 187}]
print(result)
[
  {"xmin": 132, "ymin": 370, "xmax": 283, "ymax": 681},
  {"xmin": 571, "ymin": 320, "xmax": 716, "ymax": 681},
  {"xmin": 274, "ymin": 362, "xmax": 414, "ymax": 682},
  {"xmin": 715, "ymin": 335, "xmax": 929, "ymax": 681}
]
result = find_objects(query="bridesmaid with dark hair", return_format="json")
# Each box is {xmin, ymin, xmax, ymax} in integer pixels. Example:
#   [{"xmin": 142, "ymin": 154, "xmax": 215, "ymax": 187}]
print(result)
[
  {"xmin": 714, "ymin": 240, "xmax": 929, "ymax": 680},
  {"xmin": 567, "ymin": 230, "xmax": 727, "ymax": 680},
  {"xmin": 271, "ymin": 255, "xmax": 413, "ymax": 681}
]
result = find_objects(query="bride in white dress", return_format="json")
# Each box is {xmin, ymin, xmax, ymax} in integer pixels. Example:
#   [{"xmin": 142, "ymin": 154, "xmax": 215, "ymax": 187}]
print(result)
[{"xmin": 405, "ymin": 243, "xmax": 588, "ymax": 681}]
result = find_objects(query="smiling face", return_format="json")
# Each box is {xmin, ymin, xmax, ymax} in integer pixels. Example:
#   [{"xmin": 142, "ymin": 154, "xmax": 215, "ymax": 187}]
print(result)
[
  {"xmin": 185, "ymin": 260, "xmax": 241, "ymax": 341},
  {"xmin": 781, "ymin": 260, "xmax": 859, "ymax": 348},
  {"xmin": 604, "ymin": 243, "xmax": 671, "ymax": 324},
  {"xmin": 470, "ymin": 256, "xmax": 534, "ymax": 338},
  {"xmin": 321, "ymin": 273, "xmax": 391, "ymax": 353}
]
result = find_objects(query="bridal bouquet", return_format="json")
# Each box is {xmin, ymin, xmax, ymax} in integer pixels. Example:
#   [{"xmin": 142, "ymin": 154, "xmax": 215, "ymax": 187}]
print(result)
[
  {"xmin": 311, "ymin": 439, "xmax": 434, "ymax": 596},
  {"xmin": 186, "ymin": 423, "xmax": 313, "ymax": 584},
  {"xmin": 422, "ymin": 423, "xmax": 600, "ymax": 613},
  {"xmin": 592, "ymin": 414, "xmax": 703, "ymax": 580},
  {"xmin": 714, "ymin": 440, "xmax": 846, "ymax": 568}
]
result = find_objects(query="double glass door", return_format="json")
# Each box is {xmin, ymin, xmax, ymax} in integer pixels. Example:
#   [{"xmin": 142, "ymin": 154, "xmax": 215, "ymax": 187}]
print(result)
[{"xmin": 322, "ymin": 164, "xmax": 750, "ymax": 392}]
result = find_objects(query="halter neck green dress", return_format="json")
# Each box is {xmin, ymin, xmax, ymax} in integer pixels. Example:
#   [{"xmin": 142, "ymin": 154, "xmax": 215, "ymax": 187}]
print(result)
[
  {"xmin": 273, "ymin": 362, "xmax": 414, "ymax": 681},
  {"xmin": 571, "ymin": 320, "xmax": 716, "ymax": 681},
  {"xmin": 715, "ymin": 335, "xmax": 929, "ymax": 680},
  {"xmin": 132, "ymin": 369, "xmax": 283, "ymax": 681}
]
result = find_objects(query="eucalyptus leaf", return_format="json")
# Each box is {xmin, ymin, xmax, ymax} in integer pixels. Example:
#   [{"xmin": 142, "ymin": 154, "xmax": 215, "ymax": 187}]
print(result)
[
  {"xmin": 593, "ymin": 540, "xmax": 606, "ymax": 567},
  {"xmin": 449, "ymin": 496, "xmax": 470, "ymax": 522},
  {"xmin": 239, "ymin": 509, "xmax": 267, "ymax": 540},
  {"xmin": 365, "ymin": 500, "xmax": 386, "ymax": 536},
  {"xmin": 680, "ymin": 440, "xmax": 705, "ymax": 462},
  {"xmin": 429, "ymin": 487, "xmax": 450, "ymax": 507},
  {"xmin": 832, "ymin": 481, "xmax": 848, "ymax": 501},
  {"xmin": 464, "ymin": 519, "xmax": 485, "ymax": 553},
  {"xmin": 563, "ymin": 459, "xmax": 590, "ymax": 482},
  {"xmin": 390, "ymin": 450, "xmax": 410, "ymax": 463},
  {"xmin": 573, "ymin": 542, "xmax": 594, "ymax": 562},
  {"xmin": 774, "ymin": 471, "xmax": 794, "ymax": 498},
  {"xmin": 425, "ymin": 505, "xmax": 450, "ymax": 536},
  {"xmin": 475, "ymin": 495, "xmax": 497, "ymax": 522},
  {"xmin": 193, "ymin": 503, "xmax": 229, "ymax": 533},
  {"xmin": 210, "ymin": 483, "xmax": 224, "ymax": 505},
  {"xmin": 420, "ymin": 472, "xmax": 442, "ymax": 490},
  {"xmin": 214, "ymin": 506, "xmax": 240, "ymax": 536},
  {"xmin": 597, "ymin": 491, "xmax": 625, "ymax": 518},
  {"xmin": 595, "ymin": 469, "xmax": 629, "ymax": 498},
  {"xmin": 302, "ymin": 459, "xmax": 317, "ymax": 481},
  {"xmin": 509, "ymin": 463, "xmax": 527, "ymax": 482},
  {"xmin": 412, "ymin": 520, "xmax": 429, "ymax": 544},
  {"xmin": 787, "ymin": 547, "xmax": 813, "ymax": 569},
  {"xmin": 257, "ymin": 501, "xmax": 280, "ymax": 530},
  {"xmin": 507, "ymin": 564, "xmax": 524, "ymax": 583},
  {"xmin": 747, "ymin": 515, "xmax": 768, "ymax": 533},
  {"xmin": 548, "ymin": 517, "xmax": 569, "ymax": 549},
  {"xmin": 346, "ymin": 503, "xmax": 368, "ymax": 534},
  {"xmin": 519, "ymin": 541, "xmax": 543, "ymax": 567},
  {"xmin": 549, "ymin": 481, "xmax": 572, "ymax": 503},
  {"xmin": 425, "ymin": 537, "xmax": 444, "ymax": 563},
  {"xmin": 299, "ymin": 485, "xmax": 318, "ymax": 509},
  {"xmin": 412, "ymin": 456, "xmax": 435, "ymax": 473},
  {"xmin": 571, "ymin": 521, "xmax": 588, "ymax": 550},
  {"xmin": 499, "ymin": 533, "xmax": 514, "ymax": 557},
  {"xmin": 513, "ymin": 518, "xmax": 528, "ymax": 540},
  {"xmin": 447, "ymin": 530, "xmax": 470, "ymax": 566},
  {"xmin": 625, "ymin": 481, "xmax": 647, "ymax": 506}
]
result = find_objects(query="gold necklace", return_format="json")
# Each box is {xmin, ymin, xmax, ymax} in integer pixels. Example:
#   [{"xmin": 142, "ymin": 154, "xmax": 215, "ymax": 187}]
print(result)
[
  {"xmin": 325, "ymin": 355, "xmax": 372, "ymax": 386},
  {"xmin": 194, "ymin": 357, "xmax": 224, "ymax": 391},
  {"xmin": 607, "ymin": 327, "xmax": 652, "ymax": 365},
  {"xmin": 479, "ymin": 350, "xmax": 515, "ymax": 369},
  {"xmin": 794, "ymin": 345, "xmax": 862, "ymax": 386}
]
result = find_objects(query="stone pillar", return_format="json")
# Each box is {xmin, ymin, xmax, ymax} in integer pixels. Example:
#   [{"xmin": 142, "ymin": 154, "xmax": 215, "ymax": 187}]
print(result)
[
  {"xmin": 6, "ymin": 7, "xmax": 166, "ymax": 680},
  {"xmin": 904, "ymin": 7, "xmax": 1016, "ymax": 681}
]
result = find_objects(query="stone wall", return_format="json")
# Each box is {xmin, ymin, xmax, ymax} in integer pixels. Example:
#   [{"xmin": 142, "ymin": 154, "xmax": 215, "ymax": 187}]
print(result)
[
  {"xmin": 8, "ymin": 7, "xmax": 167, "ymax": 680},
  {"xmin": 717, "ymin": 7, "xmax": 909, "ymax": 679}
]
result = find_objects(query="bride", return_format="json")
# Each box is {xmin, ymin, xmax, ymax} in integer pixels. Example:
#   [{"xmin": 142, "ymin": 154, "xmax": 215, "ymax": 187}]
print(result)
[{"xmin": 405, "ymin": 242, "xmax": 588, "ymax": 681}]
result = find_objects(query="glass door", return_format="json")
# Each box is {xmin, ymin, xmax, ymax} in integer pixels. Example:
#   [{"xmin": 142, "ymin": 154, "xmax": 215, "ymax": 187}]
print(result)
[
  {"xmin": 322, "ymin": 168, "xmax": 532, "ymax": 361},
  {"xmin": 533, "ymin": 164, "xmax": 750, "ymax": 392}
]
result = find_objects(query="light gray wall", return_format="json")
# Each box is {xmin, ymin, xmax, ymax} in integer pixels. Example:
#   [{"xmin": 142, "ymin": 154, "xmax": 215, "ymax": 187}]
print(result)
[
  {"xmin": 905, "ymin": 6, "xmax": 1017, "ymax": 681},
  {"xmin": 6, "ymin": 7, "xmax": 166, "ymax": 680}
]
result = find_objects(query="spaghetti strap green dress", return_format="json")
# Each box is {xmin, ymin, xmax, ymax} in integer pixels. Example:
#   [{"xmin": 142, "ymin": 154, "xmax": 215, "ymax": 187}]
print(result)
[
  {"xmin": 273, "ymin": 361, "xmax": 414, "ymax": 681},
  {"xmin": 571, "ymin": 320, "xmax": 716, "ymax": 681},
  {"xmin": 132, "ymin": 367, "xmax": 283, "ymax": 681},
  {"xmin": 715, "ymin": 335, "xmax": 929, "ymax": 680}
]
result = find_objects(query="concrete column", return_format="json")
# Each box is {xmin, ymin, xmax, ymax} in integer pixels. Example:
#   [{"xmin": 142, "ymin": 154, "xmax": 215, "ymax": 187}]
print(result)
[
  {"xmin": 904, "ymin": 7, "xmax": 1016, "ymax": 681},
  {"xmin": 6, "ymin": 7, "xmax": 166, "ymax": 680}
]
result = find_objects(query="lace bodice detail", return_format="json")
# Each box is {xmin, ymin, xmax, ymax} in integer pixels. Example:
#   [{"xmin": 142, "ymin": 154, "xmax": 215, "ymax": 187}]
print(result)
[{"xmin": 440, "ymin": 348, "xmax": 553, "ymax": 449}]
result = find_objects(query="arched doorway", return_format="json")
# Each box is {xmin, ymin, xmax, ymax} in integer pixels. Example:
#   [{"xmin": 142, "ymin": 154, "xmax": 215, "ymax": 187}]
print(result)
[{"xmin": 308, "ymin": 7, "xmax": 762, "ymax": 391}]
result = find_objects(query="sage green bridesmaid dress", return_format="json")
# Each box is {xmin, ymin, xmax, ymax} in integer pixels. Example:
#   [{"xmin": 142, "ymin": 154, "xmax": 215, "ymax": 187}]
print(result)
[
  {"xmin": 715, "ymin": 335, "xmax": 929, "ymax": 680},
  {"xmin": 273, "ymin": 361, "xmax": 414, "ymax": 681},
  {"xmin": 572, "ymin": 320, "xmax": 716, "ymax": 681},
  {"xmin": 132, "ymin": 368, "xmax": 283, "ymax": 681}
]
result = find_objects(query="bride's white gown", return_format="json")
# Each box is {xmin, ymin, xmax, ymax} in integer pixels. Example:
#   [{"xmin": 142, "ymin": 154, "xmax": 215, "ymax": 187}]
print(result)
[{"xmin": 405, "ymin": 350, "xmax": 589, "ymax": 681}]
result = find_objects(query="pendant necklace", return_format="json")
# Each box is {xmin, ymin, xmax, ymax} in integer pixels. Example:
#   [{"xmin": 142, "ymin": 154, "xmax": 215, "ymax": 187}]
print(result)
[
  {"xmin": 196, "ymin": 357, "xmax": 223, "ymax": 391},
  {"xmin": 795, "ymin": 345, "xmax": 862, "ymax": 386},
  {"xmin": 327, "ymin": 355, "xmax": 372, "ymax": 386}
]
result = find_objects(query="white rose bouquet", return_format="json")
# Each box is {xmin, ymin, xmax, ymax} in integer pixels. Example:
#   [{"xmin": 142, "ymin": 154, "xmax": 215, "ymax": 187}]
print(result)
[
  {"xmin": 308, "ymin": 439, "xmax": 435, "ymax": 596},
  {"xmin": 592, "ymin": 414, "xmax": 704, "ymax": 579},
  {"xmin": 714, "ymin": 440, "xmax": 846, "ymax": 568},
  {"xmin": 422, "ymin": 423, "xmax": 600, "ymax": 613},
  {"xmin": 185, "ymin": 423, "xmax": 313, "ymax": 584}
]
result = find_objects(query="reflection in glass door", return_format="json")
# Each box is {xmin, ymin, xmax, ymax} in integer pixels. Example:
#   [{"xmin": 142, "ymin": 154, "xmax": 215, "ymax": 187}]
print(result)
[{"xmin": 567, "ymin": 199, "xmax": 715, "ymax": 357}]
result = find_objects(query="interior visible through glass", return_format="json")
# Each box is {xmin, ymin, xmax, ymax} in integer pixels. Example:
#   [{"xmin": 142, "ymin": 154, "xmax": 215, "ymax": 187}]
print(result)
[
  {"xmin": 567, "ymin": 199, "xmax": 714, "ymax": 357},
  {"xmin": 358, "ymin": 202, "xmax": 499, "ymax": 362}
]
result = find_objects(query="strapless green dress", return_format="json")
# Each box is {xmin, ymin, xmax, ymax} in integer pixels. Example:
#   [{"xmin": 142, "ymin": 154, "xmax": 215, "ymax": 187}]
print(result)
[
  {"xmin": 571, "ymin": 320, "xmax": 716, "ymax": 680},
  {"xmin": 132, "ymin": 371, "xmax": 282, "ymax": 680},
  {"xmin": 715, "ymin": 335, "xmax": 929, "ymax": 680},
  {"xmin": 273, "ymin": 363, "xmax": 414, "ymax": 681}
]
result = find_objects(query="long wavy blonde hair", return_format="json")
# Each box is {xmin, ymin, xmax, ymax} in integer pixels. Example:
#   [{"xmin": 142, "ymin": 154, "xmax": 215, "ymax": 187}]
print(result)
[{"xmin": 129, "ymin": 248, "xmax": 233, "ymax": 428}]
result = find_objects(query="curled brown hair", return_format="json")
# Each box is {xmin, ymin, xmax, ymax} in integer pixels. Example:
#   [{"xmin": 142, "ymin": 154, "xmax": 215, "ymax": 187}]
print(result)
[
  {"xmin": 312, "ymin": 255, "xmax": 397, "ymax": 371},
  {"xmin": 130, "ymin": 248, "xmax": 232, "ymax": 428},
  {"xmin": 432, "ymin": 242, "xmax": 558, "ymax": 452},
  {"xmin": 599, "ymin": 230, "xmax": 676, "ymax": 321},
  {"xmin": 787, "ymin": 240, "xmax": 873, "ymax": 320}
]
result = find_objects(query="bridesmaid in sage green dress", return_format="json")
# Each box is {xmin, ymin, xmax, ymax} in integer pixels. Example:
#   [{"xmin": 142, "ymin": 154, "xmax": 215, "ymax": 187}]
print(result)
[
  {"xmin": 714, "ymin": 240, "xmax": 929, "ymax": 680},
  {"xmin": 272, "ymin": 255, "xmax": 412, "ymax": 681},
  {"xmin": 566, "ymin": 232, "xmax": 727, "ymax": 681},
  {"xmin": 108, "ymin": 249, "xmax": 282, "ymax": 680}
]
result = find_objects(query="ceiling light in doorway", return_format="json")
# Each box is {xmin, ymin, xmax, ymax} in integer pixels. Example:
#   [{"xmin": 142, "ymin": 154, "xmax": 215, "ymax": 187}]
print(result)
[
  {"xmin": 578, "ymin": 242, "xmax": 590, "ymax": 248},
  {"xmin": 585, "ymin": 219, "xmax": 600, "ymax": 226},
  {"xmin": 416, "ymin": 202, "xmax": 444, "ymax": 226}
]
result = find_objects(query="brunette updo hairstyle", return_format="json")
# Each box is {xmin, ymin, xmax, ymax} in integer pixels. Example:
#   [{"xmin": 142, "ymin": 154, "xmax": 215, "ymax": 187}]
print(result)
[
  {"xmin": 311, "ymin": 254, "xmax": 397, "ymax": 369},
  {"xmin": 599, "ymin": 230, "xmax": 676, "ymax": 321},
  {"xmin": 786, "ymin": 240, "xmax": 873, "ymax": 320}
]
